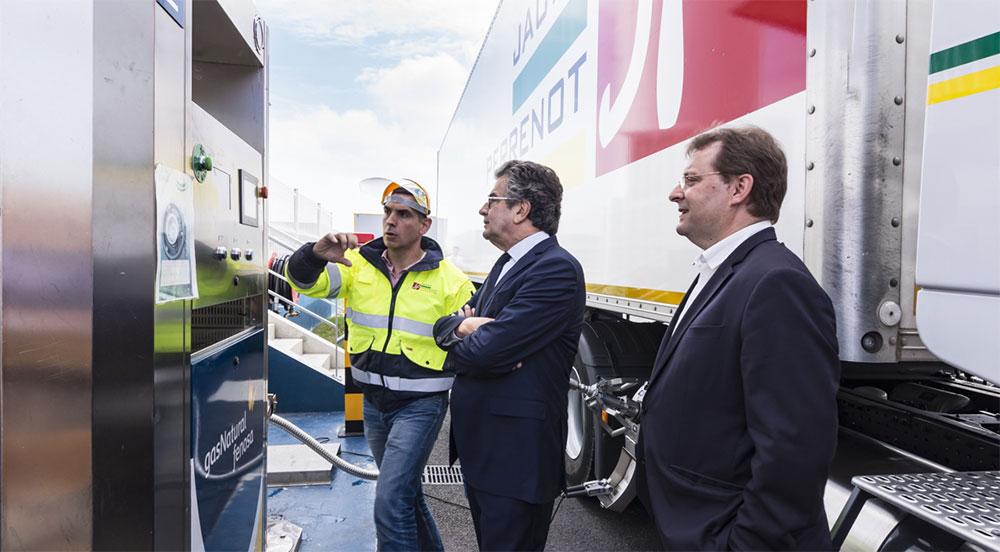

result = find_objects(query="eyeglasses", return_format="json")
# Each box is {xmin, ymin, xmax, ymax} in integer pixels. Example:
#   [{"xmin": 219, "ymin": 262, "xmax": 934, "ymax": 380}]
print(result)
[
  {"xmin": 485, "ymin": 196, "xmax": 517, "ymax": 209},
  {"xmin": 678, "ymin": 171, "xmax": 725, "ymax": 191}
]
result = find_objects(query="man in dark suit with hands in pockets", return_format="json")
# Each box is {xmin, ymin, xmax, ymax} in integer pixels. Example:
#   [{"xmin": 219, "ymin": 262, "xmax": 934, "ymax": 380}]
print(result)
[
  {"xmin": 434, "ymin": 160, "xmax": 585, "ymax": 551},
  {"xmin": 641, "ymin": 126, "xmax": 840, "ymax": 550}
]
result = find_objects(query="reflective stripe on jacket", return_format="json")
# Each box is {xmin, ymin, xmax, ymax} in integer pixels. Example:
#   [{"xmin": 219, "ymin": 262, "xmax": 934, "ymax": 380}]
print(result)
[{"xmin": 285, "ymin": 237, "xmax": 474, "ymax": 401}]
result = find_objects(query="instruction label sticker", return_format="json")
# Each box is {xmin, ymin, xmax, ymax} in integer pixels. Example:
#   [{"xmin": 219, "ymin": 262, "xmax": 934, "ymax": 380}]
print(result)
[{"xmin": 155, "ymin": 164, "xmax": 199, "ymax": 303}]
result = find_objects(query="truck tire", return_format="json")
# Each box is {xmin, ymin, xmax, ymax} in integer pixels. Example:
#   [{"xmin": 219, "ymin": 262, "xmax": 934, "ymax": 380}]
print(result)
[
  {"xmin": 565, "ymin": 322, "xmax": 620, "ymax": 486},
  {"xmin": 569, "ymin": 318, "xmax": 666, "ymax": 484},
  {"xmin": 566, "ymin": 350, "xmax": 627, "ymax": 484},
  {"xmin": 565, "ymin": 360, "xmax": 594, "ymax": 487}
]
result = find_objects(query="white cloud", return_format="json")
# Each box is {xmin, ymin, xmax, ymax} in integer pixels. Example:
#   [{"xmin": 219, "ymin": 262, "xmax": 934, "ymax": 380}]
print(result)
[
  {"xmin": 268, "ymin": 49, "xmax": 479, "ymax": 225},
  {"xmin": 259, "ymin": 0, "xmax": 496, "ymax": 64},
  {"xmin": 358, "ymin": 53, "xmax": 469, "ymax": 136},
  {"xmin": 378, "ymin": 35, "xmax": 484, "ymax": 67},
  {"xmin": 268, "ymin": 101, "xmax": 442, "ymax": 227},
  {"xmin": 259, "ymin": 0, "xmax": 498, "ymax": 225}
]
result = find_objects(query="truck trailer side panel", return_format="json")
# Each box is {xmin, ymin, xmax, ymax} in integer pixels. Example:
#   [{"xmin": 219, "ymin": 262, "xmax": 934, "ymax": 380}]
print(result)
[{"xmin": 437, "ymin": 0, "xmax": 1000, "ymax": 550}]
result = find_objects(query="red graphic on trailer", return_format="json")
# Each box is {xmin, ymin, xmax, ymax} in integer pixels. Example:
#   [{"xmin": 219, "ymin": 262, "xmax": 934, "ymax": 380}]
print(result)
[{"xmin": 595, "ymin": 0, "xmax": 807, "ymax": 177}]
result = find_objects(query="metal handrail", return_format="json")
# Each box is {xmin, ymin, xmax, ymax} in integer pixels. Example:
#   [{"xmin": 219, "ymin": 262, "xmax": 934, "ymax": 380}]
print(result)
[
  {"xmin": 267, "ymin": 268, "xmax": 345, "ymax": 317},
  {"xmin": 267, "ymin": 206, "xmax": 348, "ymax": 371},
  {"xmin": 267, "ymin": 220, "xmax": 343, "ymax": 316},
  {"xmin": 267, "ymin": 290, "xmax": 345, "ymax": 343},
  {"xmin": 268, "ymin": 290, "xmax": 345, "ymax": 374},
  {"xmin": 269, "ymin": 228, "xmax": 308, "ymax": 256}
]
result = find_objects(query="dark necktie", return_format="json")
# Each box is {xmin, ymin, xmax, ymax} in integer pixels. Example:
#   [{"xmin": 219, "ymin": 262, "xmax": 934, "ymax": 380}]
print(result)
[{"xmin": 478, "ymin": 252, "xmax": 511, "ymax": 309}]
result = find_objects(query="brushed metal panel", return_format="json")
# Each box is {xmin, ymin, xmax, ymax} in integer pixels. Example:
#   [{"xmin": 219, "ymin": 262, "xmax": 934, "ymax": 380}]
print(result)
[
  {"xmin": 262, "ymin": 16, "xmax": 271, "ymax": 260},
  {"xmin": 805, "ymin": 0, "xmax": 908, "ymax": 363},
  {"xmin": 1, "ymin": 1, "xmax": 95, "ymax": 548},
  {"xmin": 188, "ymin": 102, "xmax": 266, "ymax": 310},
  {"xmin": 898, "ymin": 0, "xmax": 934, "ymax": 361},
  {"xmin": 191, "ymin": 0, "xmax": 264, "ymax": 67},
  {"xmin": 192, "ymin": 60, "xmax": 267, "ymax": 152},
  {"xmin": 153, "ymin": 300, "xmax": 190, "ymax": 551},
  {"xmin": 191, "ymin": 0, "xmax": 266, "ymax": 151},
  {"xmin": 91, "ymin": 2, "xmax": 199, "ymax": 548},
  {"xmin": 152, "ymin": 4, "xmax": 191, "ymax": 550}
]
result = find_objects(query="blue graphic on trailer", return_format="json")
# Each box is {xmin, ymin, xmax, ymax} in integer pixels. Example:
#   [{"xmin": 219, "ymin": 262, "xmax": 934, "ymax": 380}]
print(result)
[
  {"xmin": 190, "ymin": 330, "xmax": 266, "ymax": 551},
  {"xmin": 156, "ymin": 0, "xmax": 185, "ymax": 28},
  {"xmin": 511, "ymin": 0, "xmax": 587, "ymax": 113}
]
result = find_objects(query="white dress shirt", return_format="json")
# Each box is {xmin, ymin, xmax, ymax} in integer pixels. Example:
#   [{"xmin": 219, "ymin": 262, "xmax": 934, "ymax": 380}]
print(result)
[
  {"xmin": 452, "ymin": 231, "xmax": 551, "ymax": 340},
  {"xmin": 672, "ymin": 221, "xmax": 772, "ymax": 328},
  {"xmin": 496, "ymin": 230, "xmax": 550, "ymax": 286}
]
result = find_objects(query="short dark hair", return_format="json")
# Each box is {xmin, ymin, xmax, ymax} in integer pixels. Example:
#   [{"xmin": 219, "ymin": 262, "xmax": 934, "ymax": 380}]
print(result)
[
  {"xmin": 493, "ymin": 160, "xmax": 563, "ymax": 235},
  {"xmin": 687, "ymin": 125, "xmax": 787, "ymax": 223}
]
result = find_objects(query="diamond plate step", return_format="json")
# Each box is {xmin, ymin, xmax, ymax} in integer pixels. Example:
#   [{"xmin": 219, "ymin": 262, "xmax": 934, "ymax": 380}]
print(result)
[{"xmin": 833, "ymin": 471, "xmax": 1000, "ymax": 550}]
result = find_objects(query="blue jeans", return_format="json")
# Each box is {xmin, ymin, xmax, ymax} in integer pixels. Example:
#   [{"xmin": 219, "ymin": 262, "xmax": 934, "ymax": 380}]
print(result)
[{"xmin": 363, "ymin": 393, "xmax": 448, "ymax": 552}]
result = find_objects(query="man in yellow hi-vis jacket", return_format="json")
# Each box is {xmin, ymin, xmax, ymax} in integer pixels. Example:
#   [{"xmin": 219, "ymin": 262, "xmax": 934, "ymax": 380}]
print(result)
[{"xmin": 284, "ymin": 179, "xmax": 473, "ymax": 552}]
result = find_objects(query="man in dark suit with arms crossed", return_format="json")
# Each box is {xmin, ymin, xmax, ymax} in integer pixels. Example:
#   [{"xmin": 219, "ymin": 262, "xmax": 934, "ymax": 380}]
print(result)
[
  {"xmin": 642, "ymin": 126, "xmax": 840, "ymax": 550},
  {"xmin": 434, "ymin": 160, "xmax": 585, "ymax": 551}
]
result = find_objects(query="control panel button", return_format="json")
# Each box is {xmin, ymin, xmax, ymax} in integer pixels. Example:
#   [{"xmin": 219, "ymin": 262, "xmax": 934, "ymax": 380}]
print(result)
[
  {"xmin": 192, "ymin": 144, "xmax": 213, "ymax": 183},
  {"xmin": 230, "ymin": 248, "xmax": 242, "ymax": 261},
  {"xmin": 214, "ymin": 246, "xmax": 227, "ymax": 261},
  {"xmin": 245, "ymin": 249, "xmax": 254, "ymax": 261}
]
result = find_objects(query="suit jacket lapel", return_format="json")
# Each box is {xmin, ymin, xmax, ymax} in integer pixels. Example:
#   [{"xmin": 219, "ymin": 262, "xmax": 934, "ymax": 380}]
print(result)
[
  {"xmin": 648, "ymin": 228, "xmax": 777, "ymax": 385},
  {"xmin": 661, "ymin": 264, "xmax": 735, "ymax": 354},
  {"xmin": 649, "ymin": 274, "xmax": 699, "ymax": 383},
  {"xmin": 480, "ymin": 236, "xmax": 557, "ymax": 315}
]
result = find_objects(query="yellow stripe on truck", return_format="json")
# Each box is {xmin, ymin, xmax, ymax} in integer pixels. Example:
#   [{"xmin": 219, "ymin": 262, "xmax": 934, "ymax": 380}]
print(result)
[
  {"xmin": 585, "ymin": 283, "xmax": 685, "ymax": 306},
  {"xmin": 463, "ymin": 271, "xmax": 686, "ymax": 307},
  {"xmin": 927, "ymin": 64, "xmax": 1000, "ymax": 105},
  {"xmin": 541, "ymin": 131, "xmax": 586, "ymax": 191}
]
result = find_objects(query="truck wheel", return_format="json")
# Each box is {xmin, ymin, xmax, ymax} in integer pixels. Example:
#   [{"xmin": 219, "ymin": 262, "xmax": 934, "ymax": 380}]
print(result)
[
  {"xmin": 573, "ymin": 318, "xmax": 665, "ymax": 483},
  {"xmin": 592, "ymin": 415, "xmax": 625, "ymax": 481},
  {"xmin": 565, "ymin": 361, "xmax": 594, "ymax": 487}
]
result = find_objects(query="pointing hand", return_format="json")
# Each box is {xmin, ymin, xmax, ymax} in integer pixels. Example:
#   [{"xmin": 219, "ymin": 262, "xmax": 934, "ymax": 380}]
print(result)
[{"xmin": 313, "ymin": 233, "xmax": 360, "ymax": 266}]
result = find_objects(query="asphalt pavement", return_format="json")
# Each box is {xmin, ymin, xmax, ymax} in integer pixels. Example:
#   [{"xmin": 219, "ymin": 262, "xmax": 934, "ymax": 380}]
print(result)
[{"xmin": 423, "ymin": 410, "xmax": 661, "ymax": 551}]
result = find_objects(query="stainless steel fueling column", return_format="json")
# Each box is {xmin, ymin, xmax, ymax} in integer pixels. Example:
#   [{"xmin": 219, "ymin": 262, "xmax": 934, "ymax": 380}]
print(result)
[
  {"xmin": 0, "ymin": 1, "xmax": 269, "ymax": 549},
  {"xmin": 186, "ymin": 1, "xmax": 269, "ymax": 549},
  {"xmin": 1, "ymin": 1, "xmax": 96, "ymax": 548}
]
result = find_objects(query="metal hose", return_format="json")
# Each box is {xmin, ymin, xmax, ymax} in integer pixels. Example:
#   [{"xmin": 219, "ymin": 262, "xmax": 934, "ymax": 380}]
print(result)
[
  {"xmin": 269, "ymin": 413, "xmax": 379, "ymax": 480},
  {"xmin": 268, "ymin": 254, "xmax": 294, "ymax": 307}
]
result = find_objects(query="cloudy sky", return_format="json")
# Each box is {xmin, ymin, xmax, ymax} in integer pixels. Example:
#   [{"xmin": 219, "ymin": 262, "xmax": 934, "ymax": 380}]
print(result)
[{"xmin": 256, "ymin": 0, "xmax": 498, "ymax": 226}]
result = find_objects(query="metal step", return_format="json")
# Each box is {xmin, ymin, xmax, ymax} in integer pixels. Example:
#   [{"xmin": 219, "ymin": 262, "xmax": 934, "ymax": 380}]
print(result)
[
  {"xmin": 270, "ymin": 338, "xmax": 303, "ymax": 355},
  {"xmin": 832, "ymin": 471, "xmax": 1000, "ymax": 550},
  {"xmin": 300, "ymin": 353, "xmax": 331, "ymax": 370},
  {"xmin": 269, "ymin": 313, "xmax": 343, "ymax": 382},
  {"xmin": 267, "ymin": 442, "xmax": 342, "ymax": 487}
]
